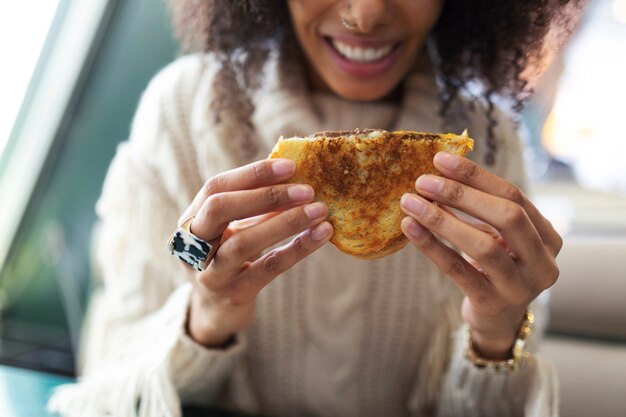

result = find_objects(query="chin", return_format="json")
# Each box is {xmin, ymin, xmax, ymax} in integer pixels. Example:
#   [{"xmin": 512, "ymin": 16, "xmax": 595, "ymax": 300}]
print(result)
[{"xmin": 328, "ymin": 80, "xmax": 400, "ymax": 102}]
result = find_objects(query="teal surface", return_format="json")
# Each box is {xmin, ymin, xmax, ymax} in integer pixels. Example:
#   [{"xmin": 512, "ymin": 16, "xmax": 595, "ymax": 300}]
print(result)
[
  {"xmin": 0, "ymin": 365, "xmax": 72, "ymax": 417},
  {"xmin": 0, "ymin": 365, "xmax": 258, "ymax": 417}
]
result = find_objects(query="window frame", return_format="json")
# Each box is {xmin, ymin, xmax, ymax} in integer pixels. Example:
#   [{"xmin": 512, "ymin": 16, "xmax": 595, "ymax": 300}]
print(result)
[{"xmin": 0, "ymin": 0, "xmax": 118, "ymax": 272}]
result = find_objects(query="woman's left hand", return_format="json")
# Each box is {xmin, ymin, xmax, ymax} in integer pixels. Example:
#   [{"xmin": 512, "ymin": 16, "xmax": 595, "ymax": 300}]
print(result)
[{"xmin": 400, "ymin": 152, "xmax": 563, "ymax": 359}]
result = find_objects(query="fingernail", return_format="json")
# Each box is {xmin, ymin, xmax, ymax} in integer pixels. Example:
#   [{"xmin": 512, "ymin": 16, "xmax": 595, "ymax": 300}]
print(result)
[
  {"xmin": 401, "ymin": 194, "xmax": 428, "ymax": 216},
  {"xmin": 416, "ymin": 175, "xmax": 444, "ymax": 194},
  {"xmin": 434, "ymin": 152, "xmax": 459, "ymax": 170},
  {"xmin": 304, "ymin": 202, "xmax": 327, "ymax": 219},
  {"xmin": 311, "ymin": 222, "xmax": 332, "ymax": 241},
  {"xmin": 287, "ymin": 185, "xmax": 313, "ymax": 201},
  {"xmin": 404, "ymin": 218, "xmax": 426, "ymax": 238},
  {"xmin": 272, "ymin": 159, "xmax": 295, "ymax": 176}
]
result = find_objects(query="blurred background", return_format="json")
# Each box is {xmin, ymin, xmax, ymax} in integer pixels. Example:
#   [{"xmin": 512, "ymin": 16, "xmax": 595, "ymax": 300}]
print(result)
[{"xmin": 0, "ymin": 0, "xmax": 624, "ymax": 416}]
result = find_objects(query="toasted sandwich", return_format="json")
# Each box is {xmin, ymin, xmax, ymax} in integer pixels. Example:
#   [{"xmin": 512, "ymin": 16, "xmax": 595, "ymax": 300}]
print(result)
[{"xmin": 269, "ymin": 129, "xmax": 474, "ymax": 259}]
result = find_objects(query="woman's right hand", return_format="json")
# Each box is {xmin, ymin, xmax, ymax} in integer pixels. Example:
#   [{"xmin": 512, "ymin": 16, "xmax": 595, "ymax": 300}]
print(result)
[{"xmin": 180, "ymin": 159, "xmax": 333, "ymax": 347}]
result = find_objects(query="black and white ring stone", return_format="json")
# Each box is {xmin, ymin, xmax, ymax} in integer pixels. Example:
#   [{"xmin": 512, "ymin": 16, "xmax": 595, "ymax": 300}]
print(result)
[{"xmin": 169, "ymin": 227, "xmax": 212, "ymax": 271}]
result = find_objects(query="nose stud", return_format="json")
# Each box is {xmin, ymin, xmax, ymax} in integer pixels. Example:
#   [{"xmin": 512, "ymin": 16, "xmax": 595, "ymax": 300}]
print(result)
[{"xmin": 341, "ymin": 16, "xmax": 357, "ymax": 31}]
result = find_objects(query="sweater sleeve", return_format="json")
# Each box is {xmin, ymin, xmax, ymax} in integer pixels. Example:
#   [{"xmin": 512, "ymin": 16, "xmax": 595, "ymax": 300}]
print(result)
[
  {"xmin": 434, "ymin": 296, "xmax": 558, "ymax": 417},
  {"xmin": 48, "ymin": 56, "xmax": 246, "ymax": 417}
]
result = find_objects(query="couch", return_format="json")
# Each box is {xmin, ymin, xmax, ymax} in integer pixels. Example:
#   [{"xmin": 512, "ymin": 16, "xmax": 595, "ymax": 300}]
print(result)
[{"xmin": 540, "ymin": 224, "xmax": 626, "ymax": 415}]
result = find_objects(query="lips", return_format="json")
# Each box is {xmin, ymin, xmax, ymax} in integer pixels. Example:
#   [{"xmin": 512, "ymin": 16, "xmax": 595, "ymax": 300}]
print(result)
[{"xmin": 323, "ymin": 35, "xmax": 402, "ymax": 78}]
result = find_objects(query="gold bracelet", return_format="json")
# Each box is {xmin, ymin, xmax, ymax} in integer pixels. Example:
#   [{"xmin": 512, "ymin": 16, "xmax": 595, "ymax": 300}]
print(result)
[{"xmin": 463, "ymin": 309, "xmax": 535, "ymax": 374}]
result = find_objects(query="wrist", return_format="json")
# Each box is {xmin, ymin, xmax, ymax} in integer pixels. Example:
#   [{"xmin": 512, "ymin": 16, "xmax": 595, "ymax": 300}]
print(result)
[
  {"xmin": 463, "ymin": 309, "xmax": 535, "ymax": 373},
  {"xmin": 186, "ymin": 290, "xmax": 234, "ymax": 348},
  {"xmin": 465, "ymin": 308, "xmax": 528, "ymax": 359},
  {"xmin": 470, "ymin": 330, "xmax": 517, "ymax": 360}
]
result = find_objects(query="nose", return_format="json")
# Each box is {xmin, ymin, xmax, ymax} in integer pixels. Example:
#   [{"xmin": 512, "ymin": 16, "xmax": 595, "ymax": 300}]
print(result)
[{"xmin": 347, "ymin": 0, "xmax": 393, "ymax": 33}]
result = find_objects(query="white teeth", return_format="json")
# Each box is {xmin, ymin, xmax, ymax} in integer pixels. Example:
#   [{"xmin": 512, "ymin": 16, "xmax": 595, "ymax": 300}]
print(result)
[{"xmin": 331, "ymin": 39, "xmax": 393, "ymax": 63}]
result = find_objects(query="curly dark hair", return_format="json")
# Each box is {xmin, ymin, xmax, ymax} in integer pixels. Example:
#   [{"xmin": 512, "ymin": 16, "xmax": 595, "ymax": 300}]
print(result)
[{"xmin": 168, "ymin": 0, "xmax": 585, "ymax": 165}]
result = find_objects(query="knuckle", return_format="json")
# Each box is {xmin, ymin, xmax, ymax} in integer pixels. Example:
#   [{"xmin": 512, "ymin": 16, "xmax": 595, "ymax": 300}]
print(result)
[
  {"xmin": 251, "ymin": 161, "xmax": 268, "ymax": 182},
  {"xmin": 265, "ymin": 186, "xmax": 282, "ymax": 207},
  {"xmin": 423, "ymin": 207, "xmax": 445, "ymax": 228},
  {"xmin": 262, "ymin": 250, "xmax": 284, "ymax": 274},
  {"xmin": 504, "ymin": 185, "xmax": 526, "ymax": 206},
  {"xmin": 444, "ymin": 181, "xmax": 465, "ymax": 203},
  {"xmin": 446, "ymin": 258, "xmax": 467, "ymax": 277},
  {"xmin": 196, "ymin": 268, "xmax": 229, "ymax": 292},
  {"xmin": 553, "ymin": 231, "xmax": 564, "ymax": 254},
  {"xmin": 285, "ymin": 208, "xmax": 305, "ymax": 229},
  {"xmin": 196, "ymin": 271, "xmax": 217, "ymax": 291},
  {"xmin": 502, "ymin": 203, "xmax": 527, "ymax": 228},
  {"xmin": 203, "ymin": 175, "xmax": 226, "ymax": 197},
  {"xmin": 292, "ymin": 234, "xmax": 308, "ymax": 254},
  {"xmin": 415, "ymin": 230, "xmax": 437, "ymax": 250},
  {"xmin": 225, "ymin": 236, "xmax": 247, "ymax": 260},
  {"xmin": 460, "ymin": 161, "xmax": 479, "ymax": 181},
  {"xmin": 475, "ymin": 239, "xmax": 501, "ymax": 262},
  {"xmin": 544, "ymin": 260, "xmax": 560, "ymax": 288},
  {"xmin": 203, "ymin": 195, "xmax": 225, "ymax": 219}
]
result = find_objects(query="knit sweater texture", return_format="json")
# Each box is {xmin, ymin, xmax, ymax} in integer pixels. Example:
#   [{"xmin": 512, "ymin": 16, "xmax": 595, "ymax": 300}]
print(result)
[{"xmin": 48, "ymin": 52, "xmax": 558, "ymax": 417}]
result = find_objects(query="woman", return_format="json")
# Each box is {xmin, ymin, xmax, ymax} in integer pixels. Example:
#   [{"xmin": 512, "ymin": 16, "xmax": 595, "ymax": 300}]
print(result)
[{"xmin": 50, "ymin": 1, "xmax": 583, "ymax": 416}]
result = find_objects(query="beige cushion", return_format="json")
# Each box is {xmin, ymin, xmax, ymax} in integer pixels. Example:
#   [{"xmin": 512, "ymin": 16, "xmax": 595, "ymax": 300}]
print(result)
[
  {"xmin": 541, "ymin": 336, "xmax": 626, "ymax": 417},
  {"xmin": 548, "ymin": 236, "xmax": 626, "ymax": 340}
]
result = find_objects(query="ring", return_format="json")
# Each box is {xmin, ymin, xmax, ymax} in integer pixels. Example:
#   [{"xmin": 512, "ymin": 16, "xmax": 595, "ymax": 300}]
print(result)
[{"xmin": 168, "ymin": 216, "xmax": 219, "ymax": 271}]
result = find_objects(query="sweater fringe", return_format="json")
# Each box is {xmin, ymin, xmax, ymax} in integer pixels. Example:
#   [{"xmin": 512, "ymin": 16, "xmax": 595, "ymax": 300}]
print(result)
[{"xmin": 48, "ymin": 362, "xmax": 181, "ymax": 417}]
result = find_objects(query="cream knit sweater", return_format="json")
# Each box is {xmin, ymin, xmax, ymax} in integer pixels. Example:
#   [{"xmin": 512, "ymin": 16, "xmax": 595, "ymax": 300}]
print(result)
[{"xmin": 49, "ymin": 52, "xmax": 558, "ymax": 417}]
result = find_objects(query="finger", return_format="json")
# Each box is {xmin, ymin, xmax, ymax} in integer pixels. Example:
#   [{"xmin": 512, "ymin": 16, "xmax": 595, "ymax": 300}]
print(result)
[
  {"xmin": 210, "ymin": 202, "xmax": 329, "ymax": 276},
  {"xmin": 224, "ymin": 213, "xmax": 280, "ymax": 262},
  {"xmin": 226, "ymin": 222, "xmax": 334, "ymax": 303},
  {"xmin": 433, "ymin": 152, "xmax": 563, "ymax": 256},
  {"xmin": 224, "ymin": 213, "xmax": 280, "ymax": 239},
  {"xmin": 439, "ymin": 205, "xmax": 499, "ymax": 236},
  {"xmin": 179, "ymin": 158, "xmax": 296, "ymax": 224},
  {"xmin": 400, "ymin": 193, "xmax": 516, "ymax": 288},
  {"xmin": 192, "ymin": 183, "xmax": 315, "ymax": 241},
  {"xmin": 415, "ymin": 175, "xmax": 544, "ymax": 264},
  {"xmin": 400, "ymin": 216, "xmax": 493, "ymax": 301}
]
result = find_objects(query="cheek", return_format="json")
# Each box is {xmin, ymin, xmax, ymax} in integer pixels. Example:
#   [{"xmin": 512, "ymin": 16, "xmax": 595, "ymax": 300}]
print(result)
[
  {"xmin": 287, "ymin": 1, "xmax": 332, "ymax": 53},
  {"xmin": 402, "ymin": 0, "xmax": 445, "ymax": 38},
  {"xmin": 288, "ymin": 0, "xmax": 333, "ymax": 32}
]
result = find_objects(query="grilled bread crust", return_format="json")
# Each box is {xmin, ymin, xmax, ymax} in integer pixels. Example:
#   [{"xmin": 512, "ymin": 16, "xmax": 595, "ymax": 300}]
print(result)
[{"xmin": 269, "ymin": 129, "xmax": 474, "ymax": 259}]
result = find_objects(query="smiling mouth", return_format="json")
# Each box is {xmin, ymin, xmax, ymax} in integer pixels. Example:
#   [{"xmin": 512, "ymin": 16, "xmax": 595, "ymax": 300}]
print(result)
[{"xmin": 326, "ymin": 37, "xmax": 399, "ymax": 63}]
